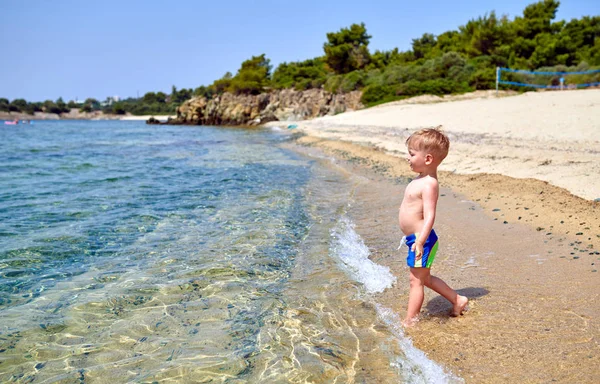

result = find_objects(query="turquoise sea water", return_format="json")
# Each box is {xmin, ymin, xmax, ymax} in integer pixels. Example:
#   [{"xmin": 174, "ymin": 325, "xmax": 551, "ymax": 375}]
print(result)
[{"xmin": 0, "ymin": 121, "xmax": 459, "ymax": 383}]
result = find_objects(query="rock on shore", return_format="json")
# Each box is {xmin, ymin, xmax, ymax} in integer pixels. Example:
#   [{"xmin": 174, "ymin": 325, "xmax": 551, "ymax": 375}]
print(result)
[{"xmin": 172, "ymin": 89, "xmax": 363, "ymax": 126}]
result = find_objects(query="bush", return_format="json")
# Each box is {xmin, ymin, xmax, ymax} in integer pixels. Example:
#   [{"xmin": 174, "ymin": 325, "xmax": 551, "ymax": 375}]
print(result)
[
  {"xmin": 10, "ymin": 99, "xmax": 28, "ymax": 111},
  {"xmin": 361, "ymin": 84, "xmax": 396, "ymax": 105},
  {"xmin": 225, "ymin": 54, "xmax": 271, "ymax": 95},
  {"xmin": 397, "ymin": 78, "xmax": 470, "ymax": 96},
  {"xmin": 469, "ymin": 68, "xmax": 497, "ymax": 89},
  {"xmin": 440, "ymin": 52, "xmax": 467, "ymax": 73},
  {"xmin": 48, "ymin": 106, "xmax": 63, "ymax": 114},
  {"xmin": 272, "ymin": 58, "xmax": 328, "ymax": 90},
  {"xmin": 339, "ymin": 71, "xmax": 366, "ymax": 93},
  {"xmin": 112, "ymin": 103, "xmax": 126, "ymax": 115},
  {"xmin": 324, "ymin": 75, "xmax": 344, "ymax": 93}
]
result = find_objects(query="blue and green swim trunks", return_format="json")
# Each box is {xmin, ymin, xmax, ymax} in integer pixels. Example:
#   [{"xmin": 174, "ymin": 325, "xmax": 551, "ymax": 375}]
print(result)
[{"xmin": 406, "ymin": 229, "xmax": 439, "ymax": 268}]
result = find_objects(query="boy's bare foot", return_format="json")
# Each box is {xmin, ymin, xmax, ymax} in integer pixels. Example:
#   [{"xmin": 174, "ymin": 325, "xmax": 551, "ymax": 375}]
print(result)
[
  {"xmin": 402, "ymin": 316, "xmax": 419, "ymax": 328},
  {"xmin": 450, "ymin": 295, "xmax": 469, "ymax": 317}
]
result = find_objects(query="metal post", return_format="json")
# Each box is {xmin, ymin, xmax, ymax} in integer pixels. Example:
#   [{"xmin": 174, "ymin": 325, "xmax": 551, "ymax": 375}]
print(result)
[{"xmin": 496, "ymin": 67, "xmax": 499, "ymax": 96}]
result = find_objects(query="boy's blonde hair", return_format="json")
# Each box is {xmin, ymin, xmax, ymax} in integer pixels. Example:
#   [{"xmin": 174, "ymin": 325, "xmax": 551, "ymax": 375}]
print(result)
[{"xmin": 405, "ymin": 126, "xmax": 450, "ymax": 163}]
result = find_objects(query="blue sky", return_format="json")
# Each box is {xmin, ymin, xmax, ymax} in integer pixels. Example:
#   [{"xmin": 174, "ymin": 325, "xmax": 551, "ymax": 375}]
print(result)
[{"xmin": 1, "ymin": 0, "xmax": 598, "ymax": 101}]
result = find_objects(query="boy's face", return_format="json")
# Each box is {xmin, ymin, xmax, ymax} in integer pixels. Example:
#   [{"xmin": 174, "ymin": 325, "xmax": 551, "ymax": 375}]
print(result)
[{"xmin": 406, "ymin": 146, "xmax": 433, "ymax": 172}]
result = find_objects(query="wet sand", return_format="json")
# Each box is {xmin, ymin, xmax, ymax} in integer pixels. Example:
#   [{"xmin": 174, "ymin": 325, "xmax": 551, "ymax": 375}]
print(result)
[
  {"xmin": 287, "ymin": 139, "xmax": 599, "ymax": 382},
  {"xmin": 281, "ymin": 94, "xmax": 600, "ymax": 382}
]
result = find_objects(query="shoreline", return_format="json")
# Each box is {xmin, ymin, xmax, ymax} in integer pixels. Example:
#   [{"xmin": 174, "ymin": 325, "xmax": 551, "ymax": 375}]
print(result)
[
  {"xmin": 287, "ymin": 135, "xmax": 599, "ymax": 382},
  {"xmin": 0, "ymin": 111, "xmax": 175, "ymax": 121},
  {"xmin": 119, "ymin": 114, "xmax": 175, "ymax": 121}
]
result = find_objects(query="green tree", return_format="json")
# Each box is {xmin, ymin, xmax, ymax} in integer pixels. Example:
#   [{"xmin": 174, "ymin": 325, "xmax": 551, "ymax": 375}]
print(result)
[
  {"xmin": 84, "ymin": 98, "xmax": 101, "ymax": 110},
  {"xmin": 10, "ymin": 99, "xmax": 28, "ymax": 111},
  {"xmin": 505, "ymin": 0, "xmax": 561, "ymax": 67},
  {"xmin": 56, "ymin": 97, "xmax": 69, "ymax": 113},
  {"xmin": 112, "ymin": 102, "xmax": 126, "ymax": 115},
  {"xmin": 432, "ymin": 31, "xmax": 462, "ymax": 55},
  {"xmin": 229, "ymin": 54, "xmax": 272, "ymax": 94},
  {"xmin": 516, "ymin": 0, "xmax": 561, "ymax": 39},
  {"xmin": 210, "ymin": 72, "xmax": 233, "ymax": 94},
  {"xmin": 167, "ymin": 86, "xmax": 192, "ymax": 104},
  {"xmin": 24, "ymin": 102, "xmax": 42, "ymax": 115},
  {"xmin": 143, "ymin": 92, "xmax": 159, "ymax": 104},
  {"xmin": 323, "ymin": 23, "xmax": 371, "ymax": 74},
  {"xmin": 272, "ymin": 57, "xmax": 328, "ymax": 89},
  {"xmin": 458, "ymin": 12, "xmax": 509, "ymax": 57},
  {"xmin": 412, "ymin": 33, "xmax": 437, "ymax": 59},
  {"xmin": 555, "ymin": 16, "xmax": 600, "ymax": 66},
  {"xmin": 193, "ymin": 85, "xmax": 214, "ymax": 99},
  {"xmin": 367, "ymin": 48, "xmax": 414, "ymax": 70},
  {"xmin": 156, "ymin": 92, "xmax": 167, "ymax": 103},
  {"xmin": 176, "ymin": 88, "xmax": 192, "ymax": 103},
  {"xmin": 0, "ymin": 98, "xmax": 9, "ymax": 112}
]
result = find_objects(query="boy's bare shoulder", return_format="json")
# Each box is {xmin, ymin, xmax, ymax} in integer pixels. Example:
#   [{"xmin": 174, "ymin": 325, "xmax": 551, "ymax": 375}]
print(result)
[
  {"xmin": 415, "ymin": 175, "xmax": 438, "ymax": 187},
  {"xmin": 408, "ymin": 175, "xmax": 437, "ymax": 187},
  {"xmin": 425, "ymin": 175, "xmax": 439, "ymax": 186},
  {"xmin": 421, "ymin": 176, "xmax": 439, "ymax": 193}
]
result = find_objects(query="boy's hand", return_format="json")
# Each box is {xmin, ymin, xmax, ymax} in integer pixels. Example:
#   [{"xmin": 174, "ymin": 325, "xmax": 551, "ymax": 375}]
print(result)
[{"xmin": 411, "ymin": 243, "xmax": 424, "ymax": 261}]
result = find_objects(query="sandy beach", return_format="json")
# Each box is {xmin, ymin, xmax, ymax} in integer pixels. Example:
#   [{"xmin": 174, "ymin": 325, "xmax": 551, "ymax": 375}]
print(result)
[
  {"xmin": 288, "ymin": 89, "xmax": 600, "ymax": 201},
  {"xmin": 276, "ymin": 89, "xmax": 600, "ymax": 382}
]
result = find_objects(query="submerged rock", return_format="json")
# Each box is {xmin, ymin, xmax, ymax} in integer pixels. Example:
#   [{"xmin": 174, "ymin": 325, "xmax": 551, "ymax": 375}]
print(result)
[{"xmin": 146, "ymin": 117, "xmax": 162, "ymax": 125}]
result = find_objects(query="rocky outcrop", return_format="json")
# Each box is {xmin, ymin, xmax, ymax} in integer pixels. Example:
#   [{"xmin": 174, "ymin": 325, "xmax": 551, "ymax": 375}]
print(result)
[{"xmin": 172, "ymin": 89, "xmax": 363, "ymax": 125}]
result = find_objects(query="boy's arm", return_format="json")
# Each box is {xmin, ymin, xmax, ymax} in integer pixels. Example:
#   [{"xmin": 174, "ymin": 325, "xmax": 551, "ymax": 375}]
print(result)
[{"xmin": 413, "ymin": 179, "xmax": 439, "ymax": 259}]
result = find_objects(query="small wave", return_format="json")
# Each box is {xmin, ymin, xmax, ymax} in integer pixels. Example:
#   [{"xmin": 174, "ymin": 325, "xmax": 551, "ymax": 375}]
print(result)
[
  {"xmin": 78, "ymin": 176, "xmax": 133, "ymax": 185},
  {"xmin": 376, "ymin": 305, "xmax": 464, "ymax": 384},
  {"xmin": 329, "ymin": 216, "xmax": 396, "ymax": 293}
]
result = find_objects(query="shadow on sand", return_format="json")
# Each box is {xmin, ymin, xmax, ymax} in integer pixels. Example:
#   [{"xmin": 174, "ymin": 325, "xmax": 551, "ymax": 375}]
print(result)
[{"xmin": 425, "ymin": 287, "xmax": 489, "ymax": 317}]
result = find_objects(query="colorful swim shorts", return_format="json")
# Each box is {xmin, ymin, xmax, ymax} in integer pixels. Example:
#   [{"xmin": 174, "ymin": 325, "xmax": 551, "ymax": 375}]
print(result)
[{"xmin": 405, "ymin": 229, "xmax": 439, "ymax": 268}]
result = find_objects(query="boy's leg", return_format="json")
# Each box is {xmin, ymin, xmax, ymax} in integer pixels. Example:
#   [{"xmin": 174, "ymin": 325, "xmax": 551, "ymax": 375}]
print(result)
[
  {"xmin": 425, "ymin": 274, "xmax": 469, "ymax": 317},
  {"xmin": 405, "ymin": 267, "xmax": 429, "ymax": 325}
]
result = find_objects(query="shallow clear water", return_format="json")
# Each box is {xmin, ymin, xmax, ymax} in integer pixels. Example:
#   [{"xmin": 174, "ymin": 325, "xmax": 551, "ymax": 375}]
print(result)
[{"xmin": 0, "ymin": 121, "xmax": 459, "ymax": 382}]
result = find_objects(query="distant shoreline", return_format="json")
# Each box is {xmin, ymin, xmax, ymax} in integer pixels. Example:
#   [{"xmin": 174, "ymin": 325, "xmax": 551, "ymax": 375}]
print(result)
[
  {"xmin": 119, "ymin": 115, "xmax": 175, "ymax": 121},
  {"xmin": 0, "ymin": 111, "xmax": 175, "ymax": 121}
]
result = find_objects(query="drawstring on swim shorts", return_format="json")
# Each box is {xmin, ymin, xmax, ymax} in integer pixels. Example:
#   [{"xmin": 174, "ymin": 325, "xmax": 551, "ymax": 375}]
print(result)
[{"xmin": 398, "ymin": 236, "xmax": 407, "ymax": 250}]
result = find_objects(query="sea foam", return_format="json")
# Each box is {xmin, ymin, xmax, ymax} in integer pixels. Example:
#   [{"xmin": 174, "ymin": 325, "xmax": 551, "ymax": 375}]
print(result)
[
  {"xmin": 376, "ymin": 305, "xmax": 464, "ymax": 384},
  {"xmin": 330, "ymin": 216, "xmax": 396, "ymax": 293}
]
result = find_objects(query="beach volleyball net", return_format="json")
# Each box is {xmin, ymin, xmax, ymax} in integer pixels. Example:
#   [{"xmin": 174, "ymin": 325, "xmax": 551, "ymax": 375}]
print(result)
[{"xmin": 496, "ymin": 67, "xmax": 600, "ymax": 90}]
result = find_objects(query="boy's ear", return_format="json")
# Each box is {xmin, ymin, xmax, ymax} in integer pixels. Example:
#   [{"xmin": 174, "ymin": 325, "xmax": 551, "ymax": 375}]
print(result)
[{"xmin": 425, "ymin": 153, "xmax": 434, "ymax": 165}]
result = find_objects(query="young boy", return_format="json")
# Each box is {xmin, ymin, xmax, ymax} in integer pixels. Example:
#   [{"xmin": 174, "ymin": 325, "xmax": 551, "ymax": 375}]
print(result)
[{"xmin": 398, "ymin": 127, "xmax": 468, "ymax": 326}]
